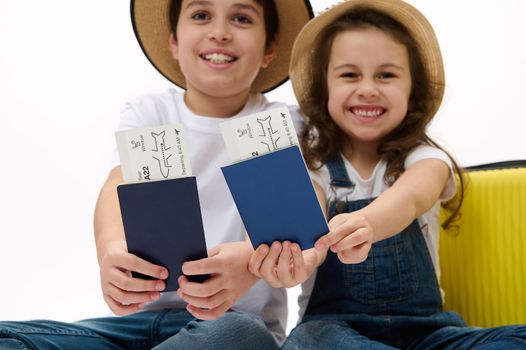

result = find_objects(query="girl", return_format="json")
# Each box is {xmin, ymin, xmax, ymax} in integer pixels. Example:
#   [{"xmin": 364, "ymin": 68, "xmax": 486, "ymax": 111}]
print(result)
[{"xmin": 249, "ymin": 0, "xmax": 526, "ymax": 348}]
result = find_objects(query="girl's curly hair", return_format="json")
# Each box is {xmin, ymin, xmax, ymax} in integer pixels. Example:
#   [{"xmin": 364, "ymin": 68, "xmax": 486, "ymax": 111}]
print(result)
[{"xmin": 301, "ymin": 8, "xmax": 465, "ymax": 229}]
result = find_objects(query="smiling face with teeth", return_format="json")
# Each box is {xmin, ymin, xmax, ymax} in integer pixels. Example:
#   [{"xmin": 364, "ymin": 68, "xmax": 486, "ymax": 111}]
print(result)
[
  {"xmin": 326, "ymin": 26, "xmax": 412, "ymax": 152},
  {"xmin": 168, "ymin": 0, "xmax": 276, "ymax": 116}
]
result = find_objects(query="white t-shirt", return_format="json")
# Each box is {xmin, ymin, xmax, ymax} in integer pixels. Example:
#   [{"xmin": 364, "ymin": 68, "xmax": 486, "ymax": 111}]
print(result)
[
  {"xmin": 117, "ymin": 88, "xmax": 303, "ymax": 343},
  {"xmin": 296, "ymin": 145, "xmax": 456, "ymax": 323}
]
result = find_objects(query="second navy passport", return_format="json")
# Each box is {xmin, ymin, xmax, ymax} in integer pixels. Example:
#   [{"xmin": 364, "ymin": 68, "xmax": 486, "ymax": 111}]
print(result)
[
  {"xmin": 222, "ymin": 146, "xmax": 329, "ymax": 250},
  {"xmin": 117, "ymin": 177, "xmax": 209, "ymax": 291}
]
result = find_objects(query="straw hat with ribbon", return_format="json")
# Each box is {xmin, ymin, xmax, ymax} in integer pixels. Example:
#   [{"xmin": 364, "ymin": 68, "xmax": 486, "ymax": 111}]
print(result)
[
  {"xmin": 290, "ymin": 0, "xmax": 445, "ymax": 117},
  {"xmin": 131, "ymin": 0, "xmax": 314, "ymax": 93}
]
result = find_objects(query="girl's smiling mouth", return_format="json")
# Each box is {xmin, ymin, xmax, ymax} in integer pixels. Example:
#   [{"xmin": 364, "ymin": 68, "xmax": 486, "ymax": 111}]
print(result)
[{"xmin": 350, "ymin": 106, "xmax": 386, "ymax": 118}]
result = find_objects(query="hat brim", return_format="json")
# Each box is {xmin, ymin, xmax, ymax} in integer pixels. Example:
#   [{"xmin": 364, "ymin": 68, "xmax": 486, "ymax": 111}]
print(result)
[
  {"xmin": 290, "ymin": 0, "xmax": 445, "ymax": 117},
  {"xmin": 131, "ymin": 0, "xmax": 314, "ymax": 93}
]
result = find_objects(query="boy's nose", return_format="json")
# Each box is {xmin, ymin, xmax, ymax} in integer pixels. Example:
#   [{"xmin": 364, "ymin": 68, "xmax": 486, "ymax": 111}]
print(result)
[{"xmin": 208, "ymin": 21, "xmax": 232, "ymax": 42}]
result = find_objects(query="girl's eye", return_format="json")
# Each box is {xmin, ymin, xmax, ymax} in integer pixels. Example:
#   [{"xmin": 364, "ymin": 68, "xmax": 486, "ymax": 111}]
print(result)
[
  {"xmin": 377, "ymin": 72, "xmax": 396, "ymax": 79},
  {"xmin": 232, "ymin": 14, "xmax": 252, "ymax": 24},
  {"xmin": 341, "ymin": 72, "xmax": 359, "ymax": 79},
  {"xmin": 191, "ymin": 11, "xmax": 210, "ymax": 21}
]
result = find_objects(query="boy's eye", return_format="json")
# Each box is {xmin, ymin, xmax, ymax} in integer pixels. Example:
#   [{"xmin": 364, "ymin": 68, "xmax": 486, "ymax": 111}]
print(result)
[
  {"xmin": 191, "ymin": 11, "xmax": 211, "ymax": 21},
  {"xmin": 232, "ymin": 14, "xmax": 253, "ymax": 25}
]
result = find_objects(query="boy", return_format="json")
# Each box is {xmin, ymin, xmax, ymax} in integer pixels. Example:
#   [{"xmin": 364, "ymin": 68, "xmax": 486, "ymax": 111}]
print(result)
[{"xmin": 0, "ymin": 0, "xmax": 313, "ymax": 349}]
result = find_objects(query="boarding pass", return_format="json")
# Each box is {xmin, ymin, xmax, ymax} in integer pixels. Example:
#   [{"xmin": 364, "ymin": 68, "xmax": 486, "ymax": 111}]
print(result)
[
  {"xmin": 115, "ymin": 124, "xmax": 192, "ymax": 183},
  {"xmin": 220, "ymin": 106, "xmax": 300, "ymax": 163}
]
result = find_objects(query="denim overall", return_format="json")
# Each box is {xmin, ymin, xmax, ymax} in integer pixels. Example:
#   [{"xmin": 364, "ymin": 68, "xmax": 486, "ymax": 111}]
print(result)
[
  {"xmin": 302, "ymin": 153, "xmax": 465, "ymax": 348},
  {"xmin": 284, "ymin": 154, "xmax": 526, "ymax": 349}
]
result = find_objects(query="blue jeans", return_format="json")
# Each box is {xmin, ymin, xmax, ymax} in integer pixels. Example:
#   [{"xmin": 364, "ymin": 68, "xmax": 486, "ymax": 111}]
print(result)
[
  {"xmin": 0, "ymin": 309, "xmax": 279, "ymax": 350},
  {"xmin": 283, "ymin": 317, "xmax": 526, "ymax": 350}
]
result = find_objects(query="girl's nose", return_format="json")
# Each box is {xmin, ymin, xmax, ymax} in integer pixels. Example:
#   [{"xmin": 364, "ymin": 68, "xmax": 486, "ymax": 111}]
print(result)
[
  {"xmin": 357, "ymin": 79, "xmax": 379, "ymax": 99},
  {"xmin": 208, "ymin": 20, "xmax": 232, "ymax": 42}
]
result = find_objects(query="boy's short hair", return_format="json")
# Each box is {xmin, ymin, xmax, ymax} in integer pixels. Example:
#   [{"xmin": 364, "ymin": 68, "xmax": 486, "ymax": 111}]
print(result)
[{"xmin": 131, "ymin": 0, "xmax": 314, "ymax": 93}]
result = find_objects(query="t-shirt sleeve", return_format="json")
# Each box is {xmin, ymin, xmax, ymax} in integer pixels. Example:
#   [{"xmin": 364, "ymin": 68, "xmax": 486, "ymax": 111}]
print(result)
[
  {"xmin": 308, "ymin": 164, "xmax": 332, "ymax": 204},
  {"xmin": 404, "ymin": 145, "xmax": 457, "ymax": 201},
  {"xmin": 118, "ymin": 96, "xmax": 159, "ymax": 131}
]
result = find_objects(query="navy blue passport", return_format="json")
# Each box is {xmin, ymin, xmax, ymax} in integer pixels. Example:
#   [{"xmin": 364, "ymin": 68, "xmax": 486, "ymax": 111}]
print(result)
[
  {"xmin": 117, "ymin": 177, "xmax": 209, "ymax": 291},
  {"xmin": 221, "ymin": 146, "xmax": 329, "ymax": 250}
]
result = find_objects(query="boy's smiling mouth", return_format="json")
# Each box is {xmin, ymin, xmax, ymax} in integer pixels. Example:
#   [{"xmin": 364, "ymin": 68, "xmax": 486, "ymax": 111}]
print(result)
[{"xmin": 200, "ymin": 50, "xmax": 238, "ymax": 65}]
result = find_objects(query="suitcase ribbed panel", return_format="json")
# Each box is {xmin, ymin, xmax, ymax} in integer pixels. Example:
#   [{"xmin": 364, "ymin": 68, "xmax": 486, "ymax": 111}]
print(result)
[{"xmin": 440, "ymin": 167, "xmax": 526, "ymax": 327}]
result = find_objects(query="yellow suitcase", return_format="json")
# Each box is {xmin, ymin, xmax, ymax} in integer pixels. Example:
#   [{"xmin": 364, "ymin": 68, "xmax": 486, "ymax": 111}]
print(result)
[{"xmin": 440, "ymin": 161, "xmax": 526, "ymax": 327}]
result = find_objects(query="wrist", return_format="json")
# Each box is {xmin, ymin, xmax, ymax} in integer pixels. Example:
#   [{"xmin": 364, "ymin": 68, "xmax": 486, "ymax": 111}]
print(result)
[{"xmin": 98, "ymin": 239, "xmax": 127, "ymax": 265}]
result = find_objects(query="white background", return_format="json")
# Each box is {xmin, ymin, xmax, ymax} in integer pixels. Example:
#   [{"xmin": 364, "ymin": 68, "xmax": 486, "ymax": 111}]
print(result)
[{"xmin": 1, "ymin": 0, "xmax": 525, "ymax": 334}]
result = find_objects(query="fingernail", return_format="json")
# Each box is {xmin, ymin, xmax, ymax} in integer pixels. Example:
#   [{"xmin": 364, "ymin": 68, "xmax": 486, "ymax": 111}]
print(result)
[
  {"xmin": 260, "ymin": 245, "xmax": 269, "ymax": 254},
  {"xmin": 156, "ymin": 282, "xmax": 165, "ymax": 291},
  {"xmin": 272, "ymin": 242, "xmax": 280, "ymax": 251},
  {"xmin": 160, "ymin": 270, "xmax": 168, "ymax": 279}
]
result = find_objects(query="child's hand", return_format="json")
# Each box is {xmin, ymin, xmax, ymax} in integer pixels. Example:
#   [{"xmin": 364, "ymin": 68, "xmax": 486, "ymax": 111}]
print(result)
[
  {"xmin": 99, "ymin": 240, "xmax": 168, "ymax": 316},
  {"xmin": 176, "ymin": 241, "xmax": 258, "ymax": 321},
  {"xmin": 315, "ymin": 213, "xmax": 373, "ymax": 264},
  {"xmin": 248, "ymin": 241, "xmax": 325, "ymax": 288}
]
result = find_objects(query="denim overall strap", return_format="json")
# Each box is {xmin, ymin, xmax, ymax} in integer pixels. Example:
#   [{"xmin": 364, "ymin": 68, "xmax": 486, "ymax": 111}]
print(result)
[
  {"xmin": 304, "ymin": 153, "xmax": 442, "ymax": 320},
  {"xmin": 325, "ymin": 152, "xmax": 354, "ymax": 190},
  {"xmin": 324, "ymin": 153, "xmax": 355, "ymax": 217}
]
